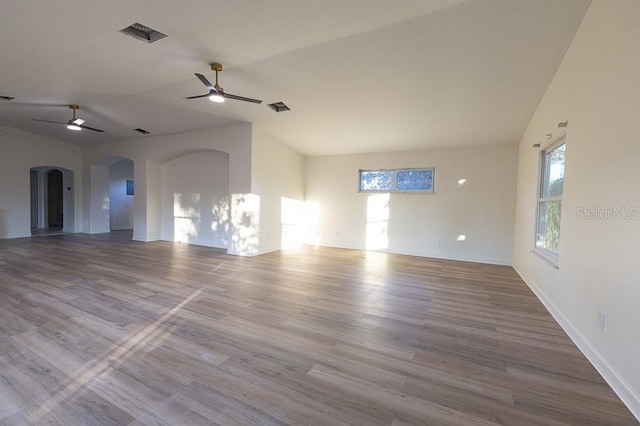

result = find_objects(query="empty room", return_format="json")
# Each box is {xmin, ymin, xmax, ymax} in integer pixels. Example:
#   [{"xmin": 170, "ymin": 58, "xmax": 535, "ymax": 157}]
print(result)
[{"xmin": 0, "ymin": 0, "xmax": 638, "ymax": 424}]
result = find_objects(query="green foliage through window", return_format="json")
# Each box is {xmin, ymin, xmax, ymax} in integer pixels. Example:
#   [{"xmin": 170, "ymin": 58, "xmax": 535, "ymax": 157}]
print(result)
[{"xmin": 536, "ymin": 142, "xmax": 565, "ymax": 255}]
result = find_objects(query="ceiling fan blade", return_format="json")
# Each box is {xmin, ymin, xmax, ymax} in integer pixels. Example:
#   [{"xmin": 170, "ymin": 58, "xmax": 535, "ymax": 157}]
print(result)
[
  {"xmin": 33, "ymin": 118, "xmax": 104, "ymax": 132},
  {"xmin": 184, "ymin": 93, "xmax": 212, "ymax": 100},
  {"xmin": 195, "ymin": 73, "xmax": 215, "ymax": 90},
  {"xmin": 79, "ymin": 125, "xmax": 105, "ymax": 133},
  {"xmin": 222, "ymin": 93, "xmax": 263, "ymax": 104},
  {"xmin": 32, "ymin": 119, "xmax": 67, "ymax": 125}
]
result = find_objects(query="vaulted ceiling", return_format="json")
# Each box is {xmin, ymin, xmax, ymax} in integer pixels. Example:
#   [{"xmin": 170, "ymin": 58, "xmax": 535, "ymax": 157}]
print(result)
[{"xmin": 0, "ymin": 0, "xmax": 590, "ymax": 155}]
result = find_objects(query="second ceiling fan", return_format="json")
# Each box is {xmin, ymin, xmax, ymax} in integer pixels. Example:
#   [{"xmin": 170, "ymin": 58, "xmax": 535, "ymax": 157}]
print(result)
[
  {"xmin": 186, "ymin": 63, "xmax": 262, "ymax": 104},
  {"xmin": 32, "ymin": 104, "xmax": 104, "ymax": 132}
]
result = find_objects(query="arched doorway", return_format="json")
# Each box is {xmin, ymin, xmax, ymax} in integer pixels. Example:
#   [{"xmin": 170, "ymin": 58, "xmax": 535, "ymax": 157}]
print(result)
[{"xmin": 29, "ymin": 166, "xmax": 75, "ymax": 236}]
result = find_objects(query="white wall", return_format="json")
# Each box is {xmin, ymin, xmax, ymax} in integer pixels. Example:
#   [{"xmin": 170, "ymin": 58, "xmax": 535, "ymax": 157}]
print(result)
[
  {"xmin": 0, "ymin": 127, "xmax": 82, "ymax": 238},
  {"xmin": 61, "ymin": 168, "xmax": 75, "ymax": 232},
  {"xmin": 513, "ymin": 0, "xmax": 640, "ymax": 418},
  {"xmin": 250, "ymin": 127, "xmax": 305, "ymax": 255},
  {"xmin": 82, "ymin": 123, "xmax": 304, "ymax": 255},
  {"xmin": 82, "ymin": 124, "xmax": 252, "ymax": 242},
  {"xmin": 109, "ymin": 159, "xmax": 134, "ymax": 230},
  {"xmin": 161, "ymin": 151, "xmax": 229, "ymax": 248},
  {"xmin": 305, "ymin": 144, "xmax": 518, "ymax": 265},
  {"xmin": 89, "ymin": 165, "xmax": 110, "ymax": 234}
]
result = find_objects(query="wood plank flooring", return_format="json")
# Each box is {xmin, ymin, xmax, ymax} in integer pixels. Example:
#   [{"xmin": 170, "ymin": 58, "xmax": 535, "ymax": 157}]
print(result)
[{"xmin": 0, "ymin": 231, "xmax": 636, "ymax": 425}]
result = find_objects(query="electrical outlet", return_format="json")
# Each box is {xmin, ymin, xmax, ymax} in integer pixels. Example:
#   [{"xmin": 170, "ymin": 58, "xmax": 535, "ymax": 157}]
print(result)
[{"xmin": 598, "ymin": 312, "xmax": 606, "ymax": 331}]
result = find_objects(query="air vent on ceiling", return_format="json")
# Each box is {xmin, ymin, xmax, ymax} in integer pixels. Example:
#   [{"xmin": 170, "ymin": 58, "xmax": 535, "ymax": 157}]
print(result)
[
  {"xmin": 0, "ymin": 95, "xmax": 15, "ymax": 101},
  {"xmin": 133, "ymin": 128, "xmax": 151, "ymax": 135},
  {"xmin": 120, "ymin": 23, "xmax": 167, "ymax": 43},
  {"xmin": 267, "ymin": 102, "xmax": 290, "ymax": 112}
]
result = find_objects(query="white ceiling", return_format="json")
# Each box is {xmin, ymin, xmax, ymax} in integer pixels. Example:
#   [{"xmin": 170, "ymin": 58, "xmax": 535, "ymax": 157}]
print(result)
[{"xmin": 0, "ymin": 0, "xmax": 590, "ymax": 156}]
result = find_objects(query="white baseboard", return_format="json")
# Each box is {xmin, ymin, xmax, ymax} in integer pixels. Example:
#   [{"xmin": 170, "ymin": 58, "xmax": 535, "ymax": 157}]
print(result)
[
  {"xmin": 132, "ymin": 234, "xmax": 160, "ymax": 242},
  {"xmin": 309, "ymin": 242, "xmax": 512, "ymax": 266},
  {"xmin": 225, "ymin": 244, "xmax": 281, "ymax": 257},
  {"xmin": 514, "ymin": 266, "xmax": 640, "ymax": 422},
  {"xmin": 88, "ymin": 227, "xmax": 110, "ymax": 234},
  {"xmin": 254, "ymin": 244, "xmax": 281, "ymax": 256}
]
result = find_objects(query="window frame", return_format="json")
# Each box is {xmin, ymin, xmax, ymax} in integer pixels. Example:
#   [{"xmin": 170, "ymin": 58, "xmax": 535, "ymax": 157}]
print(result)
[
  {"xmin": 358, "ymin": 167, "xmax": 435, "ymax": 193},
  {"xmin": 534, "ymin": 136, "xmax": 566, "ymax": 266}
]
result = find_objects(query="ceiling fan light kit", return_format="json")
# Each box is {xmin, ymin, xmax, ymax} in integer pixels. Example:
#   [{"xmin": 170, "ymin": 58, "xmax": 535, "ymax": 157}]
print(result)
[
  {"xmin": 29, "ymin": 61, "xmax": 273, "ymax": 137},
  {"xmin": 32, "ymin": 104, "xmax": 105, "ymax": 133},
  {"xmin": 185, "ymin": 62, "xmax": 263, "ymax": 105},
  {"xmin": 67, "ymin": 105, "xmax": 84, "ymax": 130},
  {"xmin": 209, "ymin": 93, "xmax": 225, "ymax": 103}
]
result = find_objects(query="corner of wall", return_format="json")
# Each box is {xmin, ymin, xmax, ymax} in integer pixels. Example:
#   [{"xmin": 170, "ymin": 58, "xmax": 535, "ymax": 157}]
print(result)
[{"xmin": 514, "ymin": 265, "xmax": 640, "ymax": 420}]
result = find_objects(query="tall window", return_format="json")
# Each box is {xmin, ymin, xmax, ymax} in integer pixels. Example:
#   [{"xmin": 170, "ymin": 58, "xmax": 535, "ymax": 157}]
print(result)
[
  {"xmin": 359, "ymin": 168, "xmax": 434, "ymax": 193},
  {"xmin": 536, "ymin": 139, "xmax": 565, "ymax": 259}
]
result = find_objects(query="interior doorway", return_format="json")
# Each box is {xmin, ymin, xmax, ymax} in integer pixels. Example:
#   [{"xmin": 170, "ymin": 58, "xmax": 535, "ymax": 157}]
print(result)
[
  {"xmin": 30, "ymin": 166, "xmax": 75, "ymax": 236},
  {"xmin": 30, "ymin": 170, "xmax": 38, "ymax": 228},
  {"xmin": 47, "ymin": 169, "xmax": 63, "ymax": 228}
]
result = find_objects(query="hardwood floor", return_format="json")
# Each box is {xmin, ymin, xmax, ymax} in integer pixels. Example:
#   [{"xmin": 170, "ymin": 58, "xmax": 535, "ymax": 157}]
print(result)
[{"xmin": 0, "ymin": 231, "xmax": 636, "ymax": 425}]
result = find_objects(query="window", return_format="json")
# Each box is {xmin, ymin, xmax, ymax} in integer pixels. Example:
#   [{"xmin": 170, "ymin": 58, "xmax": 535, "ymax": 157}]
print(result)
[
  {"xmin": 359, "ymin": 168, "xmax": 434, "ymax": 193},
  {"xmin": 535, "ymin": 139, "xmax": 565, "ymax": 259}
]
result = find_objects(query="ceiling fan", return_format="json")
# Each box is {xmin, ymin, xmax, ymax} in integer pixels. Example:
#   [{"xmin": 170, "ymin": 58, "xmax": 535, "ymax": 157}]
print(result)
[
  {"xmin": 185, "ymin": 63, "xmax": 262, "ymax": 104},
  {"xmin": 32, "ymin": 104, "xmax": 105, "ymax": 132}
]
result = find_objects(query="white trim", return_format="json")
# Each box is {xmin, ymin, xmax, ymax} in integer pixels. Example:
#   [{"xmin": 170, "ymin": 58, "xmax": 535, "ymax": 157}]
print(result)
[
  {"xmin": 88, "ymin": 227, "xmax": 110, "ymax": 234},
  {"xmin": 309, "ymin": 243, "xmax": 512, "ymax": 266},
  {"xmin": 132, "ymin": 233, "xmax": 160, "ymax": 242},
  {"xmin": 358, "ymin": 167, "xmax": 435, "ymax": 193},
  {"xmin": 541, "ymin": 133, "xmax": 566, "ymax": 153},
  {"xmin": 514, "ymin": 266, "xmax": 640, "ymax": 422},
  {"xmin": 534, "ymin": 136, "xmax": 566, "ymax": 258},
  {"xmin": 532, "ymin": 247, "xmax": 559, "ymax": 269}
]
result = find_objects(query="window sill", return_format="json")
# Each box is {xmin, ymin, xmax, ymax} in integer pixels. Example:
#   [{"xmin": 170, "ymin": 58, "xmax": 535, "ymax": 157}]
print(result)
[{"xmin": 532, "ymin": 247, "xmax": 559, "ymax": 269}]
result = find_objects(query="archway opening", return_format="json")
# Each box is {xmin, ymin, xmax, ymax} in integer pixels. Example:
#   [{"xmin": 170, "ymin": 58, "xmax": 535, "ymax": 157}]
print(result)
[
  {"xmin": 88, "ymin": 156, "xmax": 135, "ymax": 237},
  {"xmin": 30, "ymin": 166, "xmax": 75, "ymax": 236}
]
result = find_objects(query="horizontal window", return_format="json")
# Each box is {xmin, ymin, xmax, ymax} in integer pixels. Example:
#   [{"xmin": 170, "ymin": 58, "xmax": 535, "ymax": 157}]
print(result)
[{"xmin": 359, "ymin": 168, "xmax": 434, "ymax": 193}]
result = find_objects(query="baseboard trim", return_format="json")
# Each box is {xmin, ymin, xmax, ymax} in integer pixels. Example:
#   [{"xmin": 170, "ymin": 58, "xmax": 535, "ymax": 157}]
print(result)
[
  {"xmin": 88, "ymin": 228, "xmax": 110, "ymax": 234},
  {"xmin": 132, "ymin": 234, "xmax": 160, "ymax": 242},
  {"xmin": 514, "ymin": 266, "xmax": 640, "ymax": 421},
  {"xmin": 310, "ymin": 243, "xmax": 511, "ymax": 266}
]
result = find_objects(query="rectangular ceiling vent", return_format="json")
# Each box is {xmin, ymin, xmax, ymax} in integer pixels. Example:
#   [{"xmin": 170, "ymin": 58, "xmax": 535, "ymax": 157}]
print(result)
[
  {"xmin": 120, "ymin": 23, "xmax": 167, "ymax": 43},
  {"xmin": 133, "ymin": 128, "xmax": 151, "ymax": 135},
  {"xmin": 268, "ymin": 102, "xmax": 291, "ymax": 113},
  {"xmin": 0, "ymin": 95, "xmax": 15, "ymax": 101}
]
